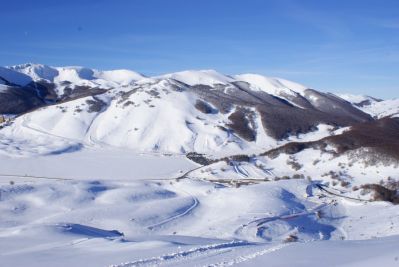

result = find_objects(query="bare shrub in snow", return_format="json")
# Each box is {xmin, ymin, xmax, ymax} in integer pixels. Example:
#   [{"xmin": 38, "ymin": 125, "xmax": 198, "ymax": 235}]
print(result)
[
  {"xmin": 284, "ymin": 234, "xmax": 299, "ymax": 243},
  {"xmin": 361, "ymin": 184, "xmax": 399, "ymax": 204}
]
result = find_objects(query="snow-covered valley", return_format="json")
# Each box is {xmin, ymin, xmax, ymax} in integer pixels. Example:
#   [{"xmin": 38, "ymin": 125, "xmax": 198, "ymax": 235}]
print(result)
[
  {"xmin": 1, "ymin": 162, "xmax": 399, "ymax": 267},
  {"xmin": 1, "ymin": 64, "xmax": 399, "ymax": 266}
]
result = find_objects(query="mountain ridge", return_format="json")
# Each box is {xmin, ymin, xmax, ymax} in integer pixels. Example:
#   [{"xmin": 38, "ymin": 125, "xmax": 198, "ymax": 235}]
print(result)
[{"xmin": 0, "ymin": 63, "xmax": 396, "ymax": 157}]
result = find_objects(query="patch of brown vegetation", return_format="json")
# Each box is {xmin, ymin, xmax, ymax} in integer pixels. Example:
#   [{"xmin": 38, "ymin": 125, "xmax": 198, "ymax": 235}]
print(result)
[
  {"xmin": 227, "ymin": 108, "xmax": 256, "ymax": 142},
  {"xmin": 263, "ymin": 117, "xmax": 399, "ymax": 162},
  {"xmin": 194, "ymin": 100, "xmax": 216, "ymax": 114},
  {"xmin": 361, "ymin": 184, "xmax": 399, "ymax": 204}
]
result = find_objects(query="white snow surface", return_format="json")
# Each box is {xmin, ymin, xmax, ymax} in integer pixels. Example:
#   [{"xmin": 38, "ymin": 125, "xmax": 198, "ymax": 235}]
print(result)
[
  {"xmin": 5, "ymin": 64, "xmax": 146, "ymax": 98},
  {"xmin": 337, "ymin": 93, "xmax": 399, "ymax": 118},
  {"xmin": 235, "ymin": 73, "xmax": 308, "ymax": 96},
  {"xmin": 1, "ymin": 173, "xmax": 398, "ymax": 267},
  {"xmin": 337, "ymin": 93, "xmax": 377, "ymax": 104},
  {"xmin": 94, "ymin": 69, "xmax": 145, "ymax": 84},
  {"xmin": 361, "ymin": 98, "xmax": 399, "ymax": 118},
  {"xmin": 9, "ymin": 63, "xmax": 59, "ymax": 81},
  {"xmin": 161, "ymin": 69, "xmax": 235, "ymax": 86},
  {"xmin": 9, "ymin": 63, "xmax": 145, "ymax": 84}
]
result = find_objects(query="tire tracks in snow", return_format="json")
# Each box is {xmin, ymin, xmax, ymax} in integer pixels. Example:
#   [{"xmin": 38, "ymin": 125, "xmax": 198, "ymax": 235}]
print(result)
[
  {"xmin": 0, "ymin": 173, "xmax": 189, "ymax": 182},
  {"xmin": 0, "ymin": 173, "xmax": 72, "ymax": 181}
]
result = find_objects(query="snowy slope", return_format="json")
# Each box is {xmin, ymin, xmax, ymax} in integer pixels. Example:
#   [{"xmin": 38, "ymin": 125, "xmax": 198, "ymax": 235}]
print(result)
[
  {"xmin": 7, "ymin": 64, "xmax": 145, "ymax": 99},
  {"xmin": 338, "ymin": 93, "xmax": 399, "ymax": 118},
  {"xmin": 0, "ymin": 66, "xmax": 33, "ymax": 86},
  {"xmin": 161, "ymin": 69, "xmax": 234, "ymax": 86},
  {"xmin": 10, "ymin": 63, "xmax": 145, "ymax": 84},
  {"xmin": 361, "ymin": 98, "xmax": 399, "ymax": 118},
  {"xmin": 9, "ymin": 63, "xmax": 59, "ymax": 81},
  {"xmin": 338, "ymin": 93, "xmax": 378, "ymax": 105},
  {"xmin": 1, "ymin": 78, "xmax": 273, "ymax": 156},
  {"xmin": 1, "ymin": 177, "xmax": 398, "ymax": 267},
  {"xmin": 95, "ymin": 69, "xmax": 145, "ymax": 84},
  {"xmin": 54, "ymin": 66, "xmax": 145, "ymax": 86},
  {"xmin": 235, "ymin": 73, "xmax": 307, "ymax": 96}
]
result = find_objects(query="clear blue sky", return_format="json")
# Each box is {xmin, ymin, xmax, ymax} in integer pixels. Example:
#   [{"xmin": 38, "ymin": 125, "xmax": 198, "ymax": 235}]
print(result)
[{"xmin": 0, "ymin": 0, "xmax": 398, "ymax": 98}]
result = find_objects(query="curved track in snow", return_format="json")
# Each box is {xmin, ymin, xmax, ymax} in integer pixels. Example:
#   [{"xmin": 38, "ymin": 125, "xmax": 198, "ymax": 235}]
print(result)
[
  {"xmin": 233, "ymin": 202, "xmax": 329, "ymax": 239},
  {"xmin": 146, "ymin": 186, "xmax": 199, "ymax": 230}
]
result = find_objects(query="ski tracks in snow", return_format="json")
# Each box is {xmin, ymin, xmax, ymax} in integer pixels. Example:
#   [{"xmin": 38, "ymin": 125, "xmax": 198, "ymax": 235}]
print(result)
[
  {"xmin": 205, "ymin": 243, "xmax": 289, "ymax": 266},
  {"xmin": 146, "ymin": 187, "xmax": 199, "ymax": 230},
  {"xmin": 109, "ymin": 241, "xmax": 288, "ymax": 267},
  {"xmin": 109, "ymin": 240, "xmax": 252, "ymax": 267}
]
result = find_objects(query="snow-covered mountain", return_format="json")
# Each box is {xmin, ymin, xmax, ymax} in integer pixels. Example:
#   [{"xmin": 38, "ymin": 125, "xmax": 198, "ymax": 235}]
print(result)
[
  {"xmin": 1, "ymin": 64, "xmax": 399, "ymax": 184},
  {"xmin": 359, "ymin": 98, "xmax": 399, "ymax": 118},
  {"xmin": 0, "ymin": 63, "xmax": 375, "ymax": 155},
  {"xmin": 338, "ymin": 93, "xmax": 382, "ymax": 106},
  {"xmin": 2, "ymin": 63, "xmax": 397, "ymax": 193},
  {"xmin": 0, "ymin": 66, "xmax": 45, "ymax": 114},
  {"xmin": 2, "ymin": 63, "xmax": 398, "ymax": 192},
  {"xmin": 339, "ymin": 93, "xmax": 399, "ymax": 118},
  {"xmin": 8, "ymin": 63, "xmax": 146, "ymax": 85}
]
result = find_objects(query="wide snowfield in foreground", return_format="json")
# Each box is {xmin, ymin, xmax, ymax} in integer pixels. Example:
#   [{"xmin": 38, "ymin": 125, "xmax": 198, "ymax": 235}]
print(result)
[
  {"xmin": 1, "ymin": 149, "xmax": 399, "ymax": 267},
  {"xmin": 0, "ymin": 148, "xmax": 196, "ymax": 181}
]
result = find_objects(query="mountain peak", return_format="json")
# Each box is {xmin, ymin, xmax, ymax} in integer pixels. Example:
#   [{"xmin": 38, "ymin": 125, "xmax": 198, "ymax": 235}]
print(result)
[
  {"xmin": 7, "ymin": 64, "xmax": 147, "ymax": 85},
  {"xmin": 234, "ymin": 73, "xmax": 308, "ymax": 96},
  {"xmin": 9, "ymin": 63, "xmax": 59, "ymax": 81},
  {"xmin": 160, "ymin": 69, "xmax": 234, "ymax": 86},
  {"xmin": 95, "ymin": 69, "xmax": 146, "ymax": 84}
]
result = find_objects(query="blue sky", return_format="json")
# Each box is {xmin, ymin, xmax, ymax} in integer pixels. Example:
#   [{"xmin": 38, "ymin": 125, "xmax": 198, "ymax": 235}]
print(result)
[{"xmin": 0, "ymin": 0, "xmax": 398, "ymax": 98}]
